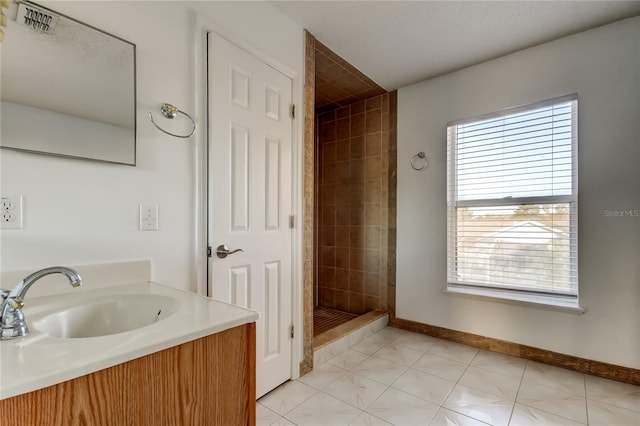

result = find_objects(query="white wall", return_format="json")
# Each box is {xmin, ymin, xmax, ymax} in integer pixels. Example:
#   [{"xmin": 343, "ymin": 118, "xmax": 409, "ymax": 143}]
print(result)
[
  {"xmin": 0, "ymin": 1, "xmax": 304, "ymax": 292},
  {"xmin": 397, "ymin": 17, "xmax": 640, "ymax": 368}
]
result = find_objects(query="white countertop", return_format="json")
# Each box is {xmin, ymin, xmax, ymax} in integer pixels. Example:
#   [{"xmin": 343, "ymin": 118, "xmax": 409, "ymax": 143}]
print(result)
[{"xmin": 0, "ymin": 282, "xmax": 259, "ymax": 400}]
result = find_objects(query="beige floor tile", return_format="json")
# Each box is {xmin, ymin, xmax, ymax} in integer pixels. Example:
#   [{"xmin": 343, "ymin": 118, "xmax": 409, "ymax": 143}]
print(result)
[
  {"xmin": 391, "ymin": 368, "xmax": 456, "ymax": 405},
  {"xmin": 285, "ymin": 392, "xmax": 362, "ymax": 426},
  {"xmin": 298, "ymin": 362, "xmax": 347, "ymax": 390},
  {"xmin": 585, "ymin": 374, "xmax": 640, "ymax": 412},
  {"xmin": 523, "ymin": 361, "xmax": 585, "ymax": 397},
  {"xmin": 587, "ymin": 399, "xmax": 640, "ymax": 426},
  {"xmin": 510, "ymin": 403, "xmax": 585, "ymax": 425},
  {"xmin": 443, "ymin": 384, "xmax": 515, "ymax": 426},
  {"xmin": 516, "ymin": 378, "xmax": 587, "ymax": 423},
  {"xmin": 429, "ymin": 408, "xmax": 491, "ymax": 425},
  {"xmin": 349, "ymin": 412, "xmax": 393, "ymax": 425},
  {"xmin": 413, "ymin": 352, "xmax": 469, "ymax": 382},
  {"xmin": 352, "ymin": 355, "xmax": 408, "ymax": 385},
  {"xmin": 329, "ymin": 349, "xmax": 370, "ymax": 370},
  {"xmin": 258, "ymin": 380, "xmax": 318, "ymax": 415},
  {"xmin": 323, "ymin": 372, "xmax": 388, "ymax": 409},
  {"xmin": 393, "ymin": 332, "xmax": 440, "ymax": 353},
  {"xmin": 374, "ymin": 343, "xmax": 424, "ymax": 367},
  {"xmin": 352, "ymin": 334, "xmax": 390, "ymax": 355},
  {"xmin": 471, "ymin": 350, "xmax": 526, "ymax": 379},
  {"xmin": 257, "ymin": 403, "xmax": 282, "ymax": 426},
  {"xmin": 367, "ymin": 387, "xmax": 440, "ymax": 425},
  {"xmin": 428, "ymin": 340, "xmax": 479, "ymax": 364},
  {"xmin": 459, "ymin": 366, "xmax": 521, "ymax": 400}
]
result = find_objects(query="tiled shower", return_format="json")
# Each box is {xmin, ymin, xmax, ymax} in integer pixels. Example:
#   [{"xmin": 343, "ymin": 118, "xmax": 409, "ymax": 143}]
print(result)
[{"xmin": 312, "ymin": 40, "xmax": 394, "ymax": 337}]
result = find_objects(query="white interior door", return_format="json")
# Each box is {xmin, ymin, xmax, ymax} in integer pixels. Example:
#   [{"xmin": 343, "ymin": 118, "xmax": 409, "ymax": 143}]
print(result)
[{"xmin": 207, "ymin": 32, "xmax": 293, "ymax": 398}]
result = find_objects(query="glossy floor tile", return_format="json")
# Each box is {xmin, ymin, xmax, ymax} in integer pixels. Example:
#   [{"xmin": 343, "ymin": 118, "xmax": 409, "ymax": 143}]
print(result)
[{"xmin": 258, "ymin": 326, "xmax": 640, "ymax": 425}]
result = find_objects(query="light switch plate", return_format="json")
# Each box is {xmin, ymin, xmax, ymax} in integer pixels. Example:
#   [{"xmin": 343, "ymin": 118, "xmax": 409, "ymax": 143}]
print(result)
[{"xmin": 139, "ymin": 204, "xmax": 158, "ymax": 231}]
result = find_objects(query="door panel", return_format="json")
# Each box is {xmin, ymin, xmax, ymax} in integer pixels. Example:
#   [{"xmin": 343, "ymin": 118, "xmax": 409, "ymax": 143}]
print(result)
[{"xmin": 208, "ymin": 33, "xmax": 293, "ymax": 398}]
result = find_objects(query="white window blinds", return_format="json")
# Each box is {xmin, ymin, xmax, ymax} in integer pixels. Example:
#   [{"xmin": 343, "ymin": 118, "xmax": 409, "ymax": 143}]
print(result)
[{"xmin": 447, "ymin": 95, "xmax": 578, "ymax": 298}]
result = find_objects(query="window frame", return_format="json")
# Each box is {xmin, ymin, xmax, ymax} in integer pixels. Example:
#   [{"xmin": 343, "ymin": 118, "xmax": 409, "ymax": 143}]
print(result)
[{"xmin": 446, "ymin": 94, "xmax": 579, "ymax": 306}]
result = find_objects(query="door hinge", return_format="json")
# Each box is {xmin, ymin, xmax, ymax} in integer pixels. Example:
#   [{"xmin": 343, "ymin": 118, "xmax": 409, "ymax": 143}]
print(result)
[
  {"xmin": 290, "ymin": 324, "xmax": 294, "ymax": 339},
  {"xmin": 290, "ymin": 104, "xmax": 295, "ymax": 119},
  {"xmin": 289, "ymin": 215, "xmax": 294, "ymax": 229},
  {"xmin": 207, "ymin": 246, "xmax": 212, "ymax": 258}
]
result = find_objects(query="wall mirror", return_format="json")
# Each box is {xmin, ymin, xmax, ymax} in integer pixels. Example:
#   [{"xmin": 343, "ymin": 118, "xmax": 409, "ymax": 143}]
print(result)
[{"xmin": 1, "ymin": 1, "xmax": 136, "ymax": 165}]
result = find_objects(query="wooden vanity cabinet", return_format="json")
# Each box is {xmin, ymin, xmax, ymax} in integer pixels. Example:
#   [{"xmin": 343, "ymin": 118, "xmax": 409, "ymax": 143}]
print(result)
[{"xmin": 1, "ymin": 322, "xmax": 256, "ymax": 426}]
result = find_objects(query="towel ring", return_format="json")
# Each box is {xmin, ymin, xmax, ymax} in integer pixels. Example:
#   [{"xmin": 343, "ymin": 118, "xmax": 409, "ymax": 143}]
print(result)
[
  {"xmin": 149, "ymin": 103, "xmax": 196, "ymax": 139},
  {"xmin": 411, "ymin": 152, "xmax": 428, "ymax": 171}
]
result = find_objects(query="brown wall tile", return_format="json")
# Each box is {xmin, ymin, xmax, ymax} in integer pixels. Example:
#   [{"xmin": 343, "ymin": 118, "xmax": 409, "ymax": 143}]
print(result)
[
  {"xmin": 321, "ymin": 142, "xmax": 336, "ymax": 164},
  {"xmin": 336, "ymin": 141, "xmax": 351, "ymax": 162},
  {"xmin": 321, "ymin": 205, "xmax": 335, "ymax": 226},
  {"xmin": 335, "ymin": 204, "xmax": 350, "ymax": 226},
  {"xmin": 336, "ymin": 105, "xmax": 351, "ymax": 119},
  {"xmin": 366, "ymin": 133, "xmax": 381, "ymax": 157},
  {"xmin": 350, "ymin": 226, "xmax": 365, "ymax": 248},
  {"xmin": 350, "ymin": 204, "xmax": 365, "ymax": 226},
  {"xmin": 351, "ymin": 113, "xmax": 366, "ymax": 137},
  {"xmin": 350, "ymin": 248, "xmax": 365, "ymax": 271},
  {"xmin": 348, "ymin": 293, "xmax": 365, "ymax": 315},
  {"xmin": 336, "ymin": 118, "xmax": 350, "ymax": 140},
  {"xmin": 364, "ymin": 295, "xmax": 379, "ymax": 312},
  {"xmin": 335, "ymin": 290, "xmax": 349, "ymax": 312},
  {"xmin": 319, "ymin": 226, "xmax": 335, "ymax": 246},
  {"xmin": 351, "ymin": 101, "xmax": 365, "ymax": 115},
  {"xmin": 366, "ymin": 96, "xmax": 382, "ymax": 111},
  {"xmin": 319, "ymin": 246, "xmax": 335, "ymax": 267},
  {"xmin": 365, "ymin": 110, "xmax": 382, "ymax": 134},
  {"xmin": 335, "ymin": 225, "xmax": 350, "ymax": 248},
  {"xmin": 350, "ymin": 137, "xmax": 365, "ymax": 160},
  {"xmin": 364, "ymin": 272, "xmax": 381, "ymax": 296},
  {"xmin": 319, "ymin": 266, "xmax": 335, "ymax": 288},
  {"xmin": 320, "ymin": 120, "xmax": 336, "ymax": 142},
  {"xmin": 349, "ymin": 270, "xmax": 364, "ymax": 294},
  {"xmin": 366, "ymin": 157, "xmax": 382, "ymax": 179},
  {"xmin": 365, "ymin": 226, "xmax": 381, "ymax": 249},
  {"xmin": 335, "ymin": 247, "xmax": 350, "ymax": 269},
  {"xmin": 365, "ymin": 250, "xmax": 380, "ymax": 274},
  {"xmin": 350, "ymin": 159, "xmax": 365, "ymax": 182},
  {"xmin": 335, "ymin": 268, "xmax": 349, "ymax": 291},
  {"xmin": 365, "ymin": 204, "xmax": 381, "ymax": 226}
]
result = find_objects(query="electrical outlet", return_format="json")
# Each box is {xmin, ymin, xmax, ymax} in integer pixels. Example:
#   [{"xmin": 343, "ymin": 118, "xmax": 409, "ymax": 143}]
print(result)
[
  {"xmin": 1, "ymin": 195, "xmax": 23, "ymax": 229},
  {"xmin": 139, "ymin": 204, "xmax": 158, "ymax": 231}
]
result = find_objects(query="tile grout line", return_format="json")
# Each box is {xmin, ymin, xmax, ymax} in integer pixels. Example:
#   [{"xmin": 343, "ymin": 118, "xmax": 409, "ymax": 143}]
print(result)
[
  {"xmin": 584, "ymin": 373, "xmax": 590, "ymax": 425},
  {"xmin": 507, "ymin": 358, "xmax": 529, "ymax": 425}
]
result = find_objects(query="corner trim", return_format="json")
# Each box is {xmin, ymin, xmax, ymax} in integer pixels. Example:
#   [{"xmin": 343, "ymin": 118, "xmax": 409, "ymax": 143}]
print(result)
[{"xmin": 390, "ymin": 317, "xmax": 640, "ymax": 386}]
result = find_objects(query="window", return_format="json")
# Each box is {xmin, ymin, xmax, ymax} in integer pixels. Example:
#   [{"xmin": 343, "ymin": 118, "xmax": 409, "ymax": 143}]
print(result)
[{"xmin": 447, "ymin": 95, "xmax": 578, "ymax": 306}]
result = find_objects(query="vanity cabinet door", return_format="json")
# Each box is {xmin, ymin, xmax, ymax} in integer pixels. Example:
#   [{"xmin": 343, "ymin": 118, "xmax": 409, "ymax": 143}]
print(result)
[{"xmin": 0, "ymin": 323, "xmax": 256, "ymax": 426}]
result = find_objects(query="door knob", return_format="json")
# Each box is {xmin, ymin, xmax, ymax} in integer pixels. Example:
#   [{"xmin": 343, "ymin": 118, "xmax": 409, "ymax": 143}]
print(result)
[{"xmin": 216, "ymin": 244, "xmax": 244, "ymax": 259}]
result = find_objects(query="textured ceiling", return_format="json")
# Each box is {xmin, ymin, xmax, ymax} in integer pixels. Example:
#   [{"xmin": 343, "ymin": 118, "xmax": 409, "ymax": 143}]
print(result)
[{"xmin": 273, "ymin": 1, "xmax": 640, "ymax": 90}]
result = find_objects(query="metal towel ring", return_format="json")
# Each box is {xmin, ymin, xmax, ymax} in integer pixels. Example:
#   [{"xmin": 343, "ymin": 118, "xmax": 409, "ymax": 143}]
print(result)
[
  {"xmin": 149, "ymin": 103, "xmax": 196, "ymax": 139},
  {"xmin": 411, "ymin": 152, "xmax": 428, "ymax": 171}
]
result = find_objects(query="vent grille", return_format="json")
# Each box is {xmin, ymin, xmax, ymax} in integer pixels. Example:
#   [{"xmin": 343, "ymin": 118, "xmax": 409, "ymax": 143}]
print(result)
[{"xmin": 18, "ymin": 3, "xmax": 57, "ymax": 33}]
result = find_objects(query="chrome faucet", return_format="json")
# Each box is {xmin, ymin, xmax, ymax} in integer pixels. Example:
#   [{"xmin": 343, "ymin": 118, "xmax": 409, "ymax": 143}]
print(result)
[{"xmin": 0, "ymin": 266, "xmax": 82, "ymax": 340}]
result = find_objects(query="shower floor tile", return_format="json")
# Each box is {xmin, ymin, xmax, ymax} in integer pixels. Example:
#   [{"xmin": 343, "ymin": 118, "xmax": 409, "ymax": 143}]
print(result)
[{"xmin": 314, "ymin": 306, "xmax": 358, "ymax": 337}]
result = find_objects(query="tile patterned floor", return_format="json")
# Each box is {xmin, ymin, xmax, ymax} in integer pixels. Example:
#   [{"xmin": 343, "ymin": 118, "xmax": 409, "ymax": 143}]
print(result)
[{"xmin": 258, "ymin": 327, "xmax": 640, "ymax": 425}]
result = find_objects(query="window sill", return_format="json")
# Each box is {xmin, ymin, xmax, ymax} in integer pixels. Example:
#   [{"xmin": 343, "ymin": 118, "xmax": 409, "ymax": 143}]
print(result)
[{"xmin": 444, "ymin": 285, "xmax": 586, "ymax": 314}]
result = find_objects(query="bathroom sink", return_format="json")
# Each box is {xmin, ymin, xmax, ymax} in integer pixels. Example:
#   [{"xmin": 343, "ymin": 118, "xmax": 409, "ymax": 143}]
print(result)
[{"xmin": 32, "ymin": 294, "xmax": 179, "ymax": 338}]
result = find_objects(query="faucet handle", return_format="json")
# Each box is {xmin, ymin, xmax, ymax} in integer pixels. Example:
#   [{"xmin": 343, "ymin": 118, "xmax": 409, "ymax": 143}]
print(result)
[
  {"xmin": 0, "ymin": 289, "xmax": 9, "ymax": 301},
  {"xmin": 10, "ymin": 298, "xmax": 24, "ymax": 310}
]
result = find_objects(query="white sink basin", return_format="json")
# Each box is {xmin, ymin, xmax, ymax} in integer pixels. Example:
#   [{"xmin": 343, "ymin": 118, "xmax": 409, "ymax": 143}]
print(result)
[{"xmin": 32, "ymin": 294, "xmax": 179, "ymax": 338}]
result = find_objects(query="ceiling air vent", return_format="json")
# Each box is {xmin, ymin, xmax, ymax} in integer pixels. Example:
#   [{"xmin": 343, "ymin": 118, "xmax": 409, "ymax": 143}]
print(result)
[{"xmin": 17, "ymin": 3, "xmax": 57, "ymax": 34}]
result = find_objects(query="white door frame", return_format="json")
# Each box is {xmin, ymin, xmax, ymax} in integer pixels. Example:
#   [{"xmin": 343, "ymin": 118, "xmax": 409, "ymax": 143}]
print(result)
[{"xmin": 191, "ymin": 14, "xmax": 304, "ymax": 381}]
